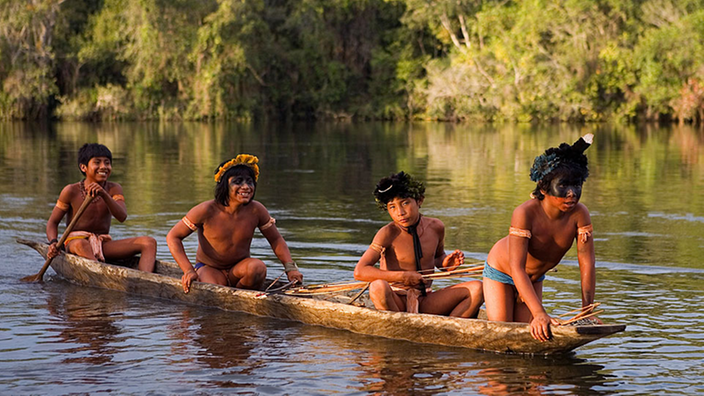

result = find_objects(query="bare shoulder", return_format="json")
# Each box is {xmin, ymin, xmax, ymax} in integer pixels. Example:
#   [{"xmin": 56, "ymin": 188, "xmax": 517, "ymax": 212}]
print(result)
[
  {"xmin": 513, "ymin": 198, "xmax": 539, "ymax": 213},
  {"xmin": 511, "ymin": 199, "xmax": 539, "ymax": 226},
  {"xmin": 187, "ymin": 200, "xmax": 219, "ymax": 222},
  {"xmin": 572, "ymin": 202, "xmax": 592, "ymax": 225},
  {"xmin": 248, "ymin": 200, "xmax": 268, "ymax": 213},
  {"xmin": 59, "ymin": 182, "xmax": 80, "ymax": 199},
  {"xmin": 424, "ymin": 216, "xmax": 445, "ymax": 232},
  {"xmin": 247, "ymin": 200, "xmax": 272, "ymax": 221},
  {"xmin": 105, "ymin": 181, "xmax": 123, "ymax": 194},
  {"xmin": 373, "ymin": 222, "xmax": 401, "ymax": 246}
]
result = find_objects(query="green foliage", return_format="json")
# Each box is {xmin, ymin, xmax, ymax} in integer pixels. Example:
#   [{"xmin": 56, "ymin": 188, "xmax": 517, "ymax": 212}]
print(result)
[
  {"xmin": 4, "ymin": 0, "xmax": 704, "ymax": 121},
  {"xmin": 0, "ymin": 0, "xmax": 63, "ymax": 119}
]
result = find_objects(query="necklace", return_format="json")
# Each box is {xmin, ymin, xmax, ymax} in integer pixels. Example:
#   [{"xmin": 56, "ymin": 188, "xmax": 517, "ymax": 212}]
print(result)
[{"xmin": 79, "ymin": 180, "xmax": 103, "ymax": 204}]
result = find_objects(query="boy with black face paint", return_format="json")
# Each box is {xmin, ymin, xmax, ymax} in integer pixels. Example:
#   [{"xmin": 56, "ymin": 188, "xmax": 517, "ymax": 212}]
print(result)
[
  {"xmin": 483, "ymin": 134, "xmax": 599, "ymax": 342},
  {"xmin": 167, "ymin": 154, "xmax": 303, "ymax": 293}
]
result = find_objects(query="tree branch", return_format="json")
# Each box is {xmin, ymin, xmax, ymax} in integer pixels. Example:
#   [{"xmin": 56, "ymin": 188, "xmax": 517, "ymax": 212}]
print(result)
[{"xmin": 440, "ymin": 13, "xmax": 465, "ymax": 53}]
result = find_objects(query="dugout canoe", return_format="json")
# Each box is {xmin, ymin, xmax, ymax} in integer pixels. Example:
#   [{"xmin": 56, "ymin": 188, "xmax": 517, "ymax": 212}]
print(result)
[{"xmin": 18, "ymin": 239, "xmax": 625, "ymax": 355}]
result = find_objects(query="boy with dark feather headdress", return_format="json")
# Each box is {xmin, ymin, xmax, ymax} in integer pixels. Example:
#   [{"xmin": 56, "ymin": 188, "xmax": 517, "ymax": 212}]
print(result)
[{"xmin": 483, "ymin": 134, "xmax": 599, "ymax": 342}]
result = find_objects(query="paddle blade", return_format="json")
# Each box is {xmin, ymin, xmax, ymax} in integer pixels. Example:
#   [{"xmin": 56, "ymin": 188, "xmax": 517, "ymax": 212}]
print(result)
[
  {"xmin": 20, "ymin": 257, "xmax": 53, "ymax": 283},
  {"xmin": 20, "ymin": 273, "xmax": 42, "ymax": 282},
  {"xmin": 21, "ymin": 194, "xmax": 93, "ymax": 283}
]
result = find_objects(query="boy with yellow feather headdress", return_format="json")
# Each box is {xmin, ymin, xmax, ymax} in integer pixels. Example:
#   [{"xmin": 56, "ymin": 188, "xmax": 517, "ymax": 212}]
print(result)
[{"xmin": 167, "ymin": 154, "xmax": 303, "ymax": 293}]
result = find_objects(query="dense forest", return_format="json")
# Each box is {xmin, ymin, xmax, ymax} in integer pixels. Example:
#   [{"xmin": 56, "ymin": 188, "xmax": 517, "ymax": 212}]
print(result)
[{"xmin": 2, "ymin": 0, "xmax": 704, "ymax": 122}]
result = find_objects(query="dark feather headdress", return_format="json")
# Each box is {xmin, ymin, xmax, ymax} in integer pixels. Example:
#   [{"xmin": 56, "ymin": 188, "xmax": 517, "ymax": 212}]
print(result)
[{"xmin": 530, "ymin": 134, "xmax": 593, "ymax": 183}]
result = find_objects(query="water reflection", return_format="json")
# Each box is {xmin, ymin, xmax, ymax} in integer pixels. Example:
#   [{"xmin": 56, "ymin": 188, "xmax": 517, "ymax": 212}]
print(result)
[
  {"xmin": 474, "ymin": 356, "xmax": 613, "ymax": 396},
  {"xmin": 45, "ymin": 281, "xmax": 125, "ymax": 365},
  {"xmin": 2, "ymin": 121, "xmax": 704, "ymax": 394},
  {"xmin": 277, "ymin": 323, "xmax": 614, "ymax": 395},
  {"xmin": 174, "ymin": 308, "xmax": 267, "ymax": 390},
  {"xmin": 180, "ymin": 307, "xmax": 264, "ymax": 371},
  {"xmin": 357, "ymin": 349, "xmax": 475, "ymax": 394}
]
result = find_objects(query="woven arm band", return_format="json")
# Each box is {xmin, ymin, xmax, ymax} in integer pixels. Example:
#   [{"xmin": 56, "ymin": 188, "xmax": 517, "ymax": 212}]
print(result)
[
  {"xmin": 283, "ymin": 261, "xmax": 299, "ymax": 273},
  {"xmin": 509, "ymin": 227, "xmax": 532, "ymax": 239}
]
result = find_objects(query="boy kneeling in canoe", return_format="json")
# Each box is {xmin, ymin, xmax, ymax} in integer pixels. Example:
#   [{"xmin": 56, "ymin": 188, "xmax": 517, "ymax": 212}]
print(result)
[
  {"xmin": 483, "ymin": 134, "xmax": 599, "ymax": 342},
  {"xmin": 46, "ymin": 143, "xmax": 157, "ymax": 272},
  {"xmin": 167, "ymin": 154, "xmax": 303, "ymax": 293},
  {"xmin": 354, "ymin": 172, "xmax": 483, "ymax": 317}
]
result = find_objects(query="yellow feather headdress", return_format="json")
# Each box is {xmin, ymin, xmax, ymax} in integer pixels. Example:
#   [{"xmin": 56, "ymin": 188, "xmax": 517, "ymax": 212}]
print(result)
[{"xmin": 214, "ymin": 154, "xmax": 260, "ymax": 182}]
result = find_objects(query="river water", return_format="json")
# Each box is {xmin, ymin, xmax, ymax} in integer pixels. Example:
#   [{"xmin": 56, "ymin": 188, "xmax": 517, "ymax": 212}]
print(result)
[{"xmin": 0, "ymin": 121, "xmax": 702, "ymax": 395}]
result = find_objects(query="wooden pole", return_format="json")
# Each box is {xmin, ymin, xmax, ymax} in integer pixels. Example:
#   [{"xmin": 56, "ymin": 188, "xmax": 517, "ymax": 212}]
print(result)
[{"xmin": 21, "ymin": 195, "xmax": 94, "ymax": 282}]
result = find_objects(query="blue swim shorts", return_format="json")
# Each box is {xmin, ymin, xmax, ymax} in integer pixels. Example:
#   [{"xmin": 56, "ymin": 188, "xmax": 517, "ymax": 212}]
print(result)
[{"xmin": 482, "ymin": 261, "xmax": 545, "ymax": 286}]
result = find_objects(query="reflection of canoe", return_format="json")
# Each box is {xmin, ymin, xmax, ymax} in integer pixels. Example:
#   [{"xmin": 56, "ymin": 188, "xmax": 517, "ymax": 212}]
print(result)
[{"xmin": 19, "ymin": 239, "xmax": 625, "ymax": 355}]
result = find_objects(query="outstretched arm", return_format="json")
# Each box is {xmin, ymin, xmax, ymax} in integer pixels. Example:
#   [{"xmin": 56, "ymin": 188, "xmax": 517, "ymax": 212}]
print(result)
[
  {"xmin": 259, "ymin": 211, "xmax": 302, "ymax": 284},
  {"xmin": 508, "ymin": 208, "xmax": 558, "ymax": 342},
  {"xmin": 576, "ymin": 208, "xmax": 597, "ymax": 309},
  {"xmin": 167, "ymin": 207, "xmax": 203, "ymax": 293}
]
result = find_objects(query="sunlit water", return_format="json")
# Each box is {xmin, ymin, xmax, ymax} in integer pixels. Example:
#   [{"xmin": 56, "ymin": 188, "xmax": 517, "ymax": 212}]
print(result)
[{"xmin": 1, "ymin": 121, "xmax": 703, "ymax": 395}]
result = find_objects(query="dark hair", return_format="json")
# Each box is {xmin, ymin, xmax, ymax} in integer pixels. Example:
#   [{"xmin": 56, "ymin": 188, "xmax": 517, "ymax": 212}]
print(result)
[
  {"xmin": 373, "ymin": 171, "xmax": 425, "ymax": 210},
  {"xmin": 77, "ymin": 143, "xmax": 112, "ymax": 175},
  {"xmin": 214, "ymin": 164, "xmax": 257, "ymax": 206}
]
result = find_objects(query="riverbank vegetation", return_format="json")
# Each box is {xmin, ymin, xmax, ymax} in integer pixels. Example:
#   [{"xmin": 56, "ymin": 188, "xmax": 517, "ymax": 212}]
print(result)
[{"xmin": 3, "ymin": 0, "xmax": 704, "ymax": 122}]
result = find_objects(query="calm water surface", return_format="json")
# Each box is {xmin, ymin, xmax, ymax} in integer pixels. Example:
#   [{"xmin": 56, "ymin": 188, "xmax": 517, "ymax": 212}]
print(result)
[{"xmin": 1, "ymin": 121, "xmax": 703, "ymax": 395}]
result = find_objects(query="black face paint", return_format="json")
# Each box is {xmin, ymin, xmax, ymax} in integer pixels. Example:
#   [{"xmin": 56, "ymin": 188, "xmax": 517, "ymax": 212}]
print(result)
[
  {"xmin": 547, "ymin": 176, "xmax": 582, "ymax": 199},
  {"xmin": 230, "ymin": 175, "xmax": 254, "ymax": 187}
]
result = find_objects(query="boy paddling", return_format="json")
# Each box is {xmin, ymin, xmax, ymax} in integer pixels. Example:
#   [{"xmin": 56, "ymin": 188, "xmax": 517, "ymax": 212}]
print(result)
[
  {"xmin": 167, "ymin": 154, "xmax": 303, "ymax": 293},
  {"xmin": 354, "ymin": 172, "xmax": 483, "ymax": 317},
  {"xmin": 483, "ymin": 134, "xmax": 598, "ymax": 341},
  {"xmin": 46, "ymin": 143, "xmax": 157, "ymax": 272}
]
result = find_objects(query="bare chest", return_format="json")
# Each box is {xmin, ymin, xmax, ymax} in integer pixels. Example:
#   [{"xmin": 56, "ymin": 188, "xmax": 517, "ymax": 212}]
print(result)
[
  {"xmin": 382, "ymin": 230, "xmax": 439, "ymax": 272},
  {"xmin": 201, "ymin": 210, "xmax": 258, "ymax": 243},
  {"xmin": 528, "ymin": 220, "xmax": 577, "ymax": 258},
  {"xmin": 69, "ymin": 196, "xmax": 113, "ymax": 232}
]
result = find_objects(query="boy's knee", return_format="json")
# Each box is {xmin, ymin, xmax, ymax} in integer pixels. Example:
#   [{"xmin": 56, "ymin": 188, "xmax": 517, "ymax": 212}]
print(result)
[
  {"xmin": 369, "ymin": 279, "xmax": 389, "ymax": 294},
  {"xmin": 468, "ymin": 280, "xmax": 482, "ymax": 293},
  {"xmin": 248, "ymin": 260, "xmax": 267, "ymax": 277},
  {"xmin": 369, "ymin": 280, "xmax": 394, "ymax": 304},
  {"xmin": 138, "ymin": 236, "xmax": 157, "ymax": 250}
]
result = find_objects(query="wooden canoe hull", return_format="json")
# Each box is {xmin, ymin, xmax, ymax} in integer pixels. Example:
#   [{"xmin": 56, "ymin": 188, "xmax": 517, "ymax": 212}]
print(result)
[{"xmin": 18, "ymin": 239, "xmax": 625, "ymax": 355}]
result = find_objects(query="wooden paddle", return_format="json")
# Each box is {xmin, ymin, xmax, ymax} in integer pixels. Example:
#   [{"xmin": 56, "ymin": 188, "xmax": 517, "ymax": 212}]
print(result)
[{"xmin": 21, "ymin": 195, "xmax": 94, "ymax": 282}]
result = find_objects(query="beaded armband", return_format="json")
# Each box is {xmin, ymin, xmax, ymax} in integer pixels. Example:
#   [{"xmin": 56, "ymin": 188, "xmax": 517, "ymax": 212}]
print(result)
[
  {"xmin": 370, "ymin": 242, "xmax": 385, "ymax": 254},
  {"xmin": 260, "ymin": 217, "xmax": 276, "ymax": 231},
  {"xmin": 577, "ymin": 224, "xmax": 593, "ymax": 243},
  {"xmin": 55, "ymin": 200, "xmax": 70, "ymax": 211},
  {"xmin": 181, "ymin": 216, "xmax": 198, "ymax": 231},
  {"xmin": 509, "ymin": 227, "xmax": 532, "ymax": 239}
]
